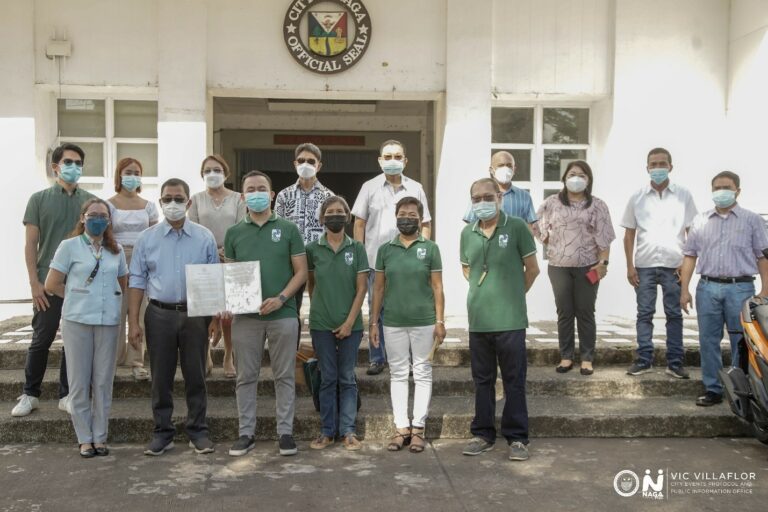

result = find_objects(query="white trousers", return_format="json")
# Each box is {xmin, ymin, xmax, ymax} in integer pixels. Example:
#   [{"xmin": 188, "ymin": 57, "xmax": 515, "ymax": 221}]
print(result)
[{"xmin": 383, "ymin": 325, "xmax": 434, "ymax": 429}]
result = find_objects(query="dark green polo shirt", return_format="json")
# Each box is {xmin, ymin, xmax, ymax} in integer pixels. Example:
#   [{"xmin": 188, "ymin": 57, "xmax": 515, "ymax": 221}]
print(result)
[
  {"xmin": 306, "ymin": 234, "xmax": 369, "ymax": 331},
  {"xmin": 224, "ymin": 212, "xmax": 305, "ymax": 321},
  {"xmin": 23, "ymin": 183, "xmax": 96, "ymax": 283},
  {"xmin": 460, "ymin": 212, "xmax": 537, "ymax": 332},
  {"xmin": 375, "ymin": 235, "xmax": 442, "ymax": 327}
]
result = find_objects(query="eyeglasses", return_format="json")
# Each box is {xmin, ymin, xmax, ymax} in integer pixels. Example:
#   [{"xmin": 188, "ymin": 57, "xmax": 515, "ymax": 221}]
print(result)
[
  {"xmin": 62, "ymin": 159, "xmax": 83, "ymax": 167},
  {"xmin": 160, "ymin": 196, "xmax": 187, "ymax": 204},
  {"xmin": 471, "ymin": 194, "xmax": 498, "ymax": 204},
  {"xmin": 84, "ymin": 214, "xmax": 109, "ymax": 220},
  {"xmin": 202, "ymin": 168, "xmax": 224, "ymax": 175},
  {"xmin": 296, "ymin": 157, "xmax": 317, "ymax": 165},
  {"xmin": 381, "ymin": 155, "xmax": 404, "ymax": 161}
]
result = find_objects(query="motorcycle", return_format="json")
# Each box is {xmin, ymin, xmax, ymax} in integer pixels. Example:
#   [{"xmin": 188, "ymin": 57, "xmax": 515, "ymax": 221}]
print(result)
[{"xmin": 720, "ymin": 296, "xmax": 768, "ymax": 444}]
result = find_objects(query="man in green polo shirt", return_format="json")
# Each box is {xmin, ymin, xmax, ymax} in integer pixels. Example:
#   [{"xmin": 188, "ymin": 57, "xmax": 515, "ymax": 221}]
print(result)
[
  {"xmin": 223, "ymin": 170, "xmax": 307, "ymax": 458},
  {"xmin": 460, "ymin": 178, "xmax": 539, "ymax": 462},
  {"xmin": 12, "ymin": 143, "xmax": 96, "ymax": 418}
]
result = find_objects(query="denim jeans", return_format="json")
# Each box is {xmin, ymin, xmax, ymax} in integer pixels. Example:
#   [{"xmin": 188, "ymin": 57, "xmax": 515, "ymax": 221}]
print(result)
[
  {"xmin": 367, "ymin": 270, "xmax": 386, "ymax": 364},
  {"xmin": 695, "ymin": 279, "xmax": 755, "ymax": 395},
  {"xmin": 311, "ymin": 329, "xmax": 363, "ymax": 437},
  {"xmin": 469, "ymin": 329, "xmax": 528, "ymax": 444},
  {"xmin": 635, "ymin": 267, "xmax": 684, "ymax": 366}
]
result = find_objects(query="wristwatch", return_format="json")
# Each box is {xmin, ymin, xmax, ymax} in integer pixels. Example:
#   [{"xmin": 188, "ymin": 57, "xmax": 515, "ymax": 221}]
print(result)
[
  {"xmin": 599, "ymin": 260, "xmax": 609, "ymax": 266},
  {"xmin": 278, "ymin": 294, "xmax": 287, "ymax": 303}
]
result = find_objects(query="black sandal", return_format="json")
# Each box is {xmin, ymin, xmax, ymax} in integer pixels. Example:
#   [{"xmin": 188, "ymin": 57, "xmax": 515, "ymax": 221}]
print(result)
[
  {"xmin": 409, "ymin": 428, "xmax": 426, "ymax": 453},
  {"xmin": 387, "ymin": 429, "xmax": 411, "ymax": 451},
  {"xmin": 79, "ymin": 444, "xmax": 96, "ymax": 458}
]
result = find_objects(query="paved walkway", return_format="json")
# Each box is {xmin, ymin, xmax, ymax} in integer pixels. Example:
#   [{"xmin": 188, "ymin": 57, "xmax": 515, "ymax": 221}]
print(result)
[{"xmin": 0, "ymin": 438, "xmax": 766, "ymax": 512}]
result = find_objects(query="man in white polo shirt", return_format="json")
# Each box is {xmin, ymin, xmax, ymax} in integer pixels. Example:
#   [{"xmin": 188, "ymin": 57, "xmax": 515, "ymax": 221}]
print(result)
[
  {"xmin": 352, "ymin": 139, "xmax": 431, "ymax": 375},
  {"xmin": 621, "ymin": 147, "xmax": 698, "ymax": 379}
]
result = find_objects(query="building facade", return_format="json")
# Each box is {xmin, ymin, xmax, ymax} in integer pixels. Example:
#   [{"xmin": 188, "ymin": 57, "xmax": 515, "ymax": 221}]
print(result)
[{"xmin": 1, "ymin": 0, "xmax": 766, "ymax": 320}]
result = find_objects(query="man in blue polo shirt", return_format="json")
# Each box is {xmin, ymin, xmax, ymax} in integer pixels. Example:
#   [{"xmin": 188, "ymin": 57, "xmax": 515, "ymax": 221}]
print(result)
[{"xmin": 463, "ymin": 151, "xmax": 537, "ymax": 227}]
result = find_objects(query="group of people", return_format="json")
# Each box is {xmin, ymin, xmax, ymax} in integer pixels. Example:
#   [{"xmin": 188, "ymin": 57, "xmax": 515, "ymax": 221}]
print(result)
[{"xmin": 10, "ymin": 139, "xmax": 768, "ymax": 462}]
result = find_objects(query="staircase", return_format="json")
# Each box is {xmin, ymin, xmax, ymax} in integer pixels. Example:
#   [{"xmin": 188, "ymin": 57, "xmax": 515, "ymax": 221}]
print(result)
[{"xmin": 0, "ymin": 317, "xmax": 748, "ymax": 443}]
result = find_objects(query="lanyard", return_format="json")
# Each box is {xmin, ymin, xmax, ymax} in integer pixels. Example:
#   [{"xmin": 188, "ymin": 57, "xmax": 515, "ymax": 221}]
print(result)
[{"xmin": 81, "ymin": 234, "xmax": 102, "ymax": 286}]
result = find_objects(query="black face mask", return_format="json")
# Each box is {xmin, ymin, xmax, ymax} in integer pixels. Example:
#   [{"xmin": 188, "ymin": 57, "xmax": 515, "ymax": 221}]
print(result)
[
  {"xmin": 324, "ymin": 215, "xmax": 347, "ymax": 234},
  {"xmin": 396, "ymin": 217, "xmax": 420, "ymax": 236}
]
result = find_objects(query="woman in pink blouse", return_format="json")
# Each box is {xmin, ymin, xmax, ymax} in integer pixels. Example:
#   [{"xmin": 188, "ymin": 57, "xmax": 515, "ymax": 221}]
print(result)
[{"xmin": 534, "ymin": 161, "xmax": 615, "ymax": 376}]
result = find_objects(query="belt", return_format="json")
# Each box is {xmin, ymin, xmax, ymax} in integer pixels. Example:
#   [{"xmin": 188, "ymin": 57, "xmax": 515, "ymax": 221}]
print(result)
[
  {"xmin": 149, "ymin": 299, "xmax": 188, "ymax": 312},
  {"xmin": 700, "ymin": 275, "xmax": 755, "ymax": 284}
]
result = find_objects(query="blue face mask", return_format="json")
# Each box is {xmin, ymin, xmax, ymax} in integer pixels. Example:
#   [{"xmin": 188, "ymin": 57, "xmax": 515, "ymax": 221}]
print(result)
[
  {"xmin": 380, "ymin": 160, "xmax": 404, "ymax": 175},
  {"xmin": 59, "ymin": 163, "xmax": 82, "ymax": 184},
  {"xmin": 121, "ymin": 176, "xmax": 141, "ymax": 191},
  {"xmin": 85, "ymin": 217, "xmax": 109, "ymax": 237},
  {"xmin": 712, "ymin": 189, "xmax": 736, "ymax": 208},
  {"xmin": 649, "ymin": 168, "xmax": 669, "ymax": 185},
  {"xmin": 245, "ymin": 191, "xmax": 271, "ymax": 213},
  {"xmin": 472, "ymin": 201, "xmax": 498, "ymax": 221}
]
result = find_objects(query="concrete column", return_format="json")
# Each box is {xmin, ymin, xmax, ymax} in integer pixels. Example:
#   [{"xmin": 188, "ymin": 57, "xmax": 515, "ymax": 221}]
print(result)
[
  {"xmin": 435, "ymin": 0, "xmax": 493, "ymax": 318},
  {"xmin": 0, "ymin": 1, "xmax": 41, "ymax": 301},
  {"xmin": 157, "ymin": 0, "xmax": 208, "ymax": 195}
]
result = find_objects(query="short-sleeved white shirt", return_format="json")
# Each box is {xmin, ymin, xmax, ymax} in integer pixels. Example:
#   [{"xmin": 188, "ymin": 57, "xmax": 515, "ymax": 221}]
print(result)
[
  {"xmin": 620, "ymin": 182, "xmax": 698, "ymax": 268},
  {"xmin": 351, "ymin": 173, "xmax": 432, "ymax": 268}
]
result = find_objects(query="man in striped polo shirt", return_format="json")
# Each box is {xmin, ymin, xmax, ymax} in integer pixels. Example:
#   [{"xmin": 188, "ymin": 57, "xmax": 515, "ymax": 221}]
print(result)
[
  {"xmin": 463, "ymin": 151, "xmax": 537, "ymax": 228},
  {"xmin": 680, "ymin": 171, "xmax": 768, "ymax": 407}
]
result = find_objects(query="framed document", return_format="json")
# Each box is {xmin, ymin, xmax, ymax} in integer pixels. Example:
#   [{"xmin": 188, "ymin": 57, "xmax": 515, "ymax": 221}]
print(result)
[{"xmin": 185, "ymin": 262, "xmax": 262, "ymax": 317}]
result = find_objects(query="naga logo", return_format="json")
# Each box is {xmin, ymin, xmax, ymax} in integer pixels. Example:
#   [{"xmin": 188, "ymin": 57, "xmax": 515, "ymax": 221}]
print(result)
[{"xmin": 614, "ymin": 469, "xmax": 665, "ymax": 499}]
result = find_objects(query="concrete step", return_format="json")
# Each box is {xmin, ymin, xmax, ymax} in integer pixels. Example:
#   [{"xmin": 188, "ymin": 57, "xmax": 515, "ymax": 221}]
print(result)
[
  {"xmin": 0, "ymin": 341, "xmax": 728, "ymax": 370},
  {"xmin": 0, "ymin": 395, "xmax": 747, "ymax": 443},
  {"xmin": 0, "ymin": 366, "xmax": 707, "ymax": 401}
]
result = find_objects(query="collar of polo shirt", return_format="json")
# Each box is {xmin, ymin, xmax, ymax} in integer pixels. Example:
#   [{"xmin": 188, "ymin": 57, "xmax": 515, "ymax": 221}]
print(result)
[
  {"xmin": 318, "ymin": 233, "xmax": 353, "ymax": 248},
  {"xmin": 472, "ymin": 211, "xmax": 509, "ymax": 235},
  {"xmin": 707, "ymin": 204, "xmax": 742, "ymax": 218},
  {"xmin": 244, "ymin": 212, "xmax": 278, "ymax": 225},
  {"xmin": 389, "ymin": 234, "xmax": 426, "ymax": 247}
]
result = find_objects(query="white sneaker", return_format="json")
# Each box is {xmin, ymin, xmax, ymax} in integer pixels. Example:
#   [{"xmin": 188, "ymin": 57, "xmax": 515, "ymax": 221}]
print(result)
[
  {"xmin": 58, "ymin": 396, "xmax": 72, "ymax": 414},
  {"xmin": 11, "ymin": 394, "xmax": 39, "ymax": 417}
]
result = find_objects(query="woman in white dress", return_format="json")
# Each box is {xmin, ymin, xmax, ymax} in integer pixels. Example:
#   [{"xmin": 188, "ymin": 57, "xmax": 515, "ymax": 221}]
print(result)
[
  {"xmin": 188, "ymin": 154, "xmax": 246, "ymax": 378},
  {"xmin": 107, "ymin": 158, "xmax": 158, "ymax": 380}
]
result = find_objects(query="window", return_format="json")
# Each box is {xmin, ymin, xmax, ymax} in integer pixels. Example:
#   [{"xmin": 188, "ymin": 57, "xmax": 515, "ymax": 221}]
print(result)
[
  {"xmin": 491, "ymin": 105, "xmax": 590, "ymax": 204},
  {"xmin": 57, "ymin": 98, "xmax": 158, "ymax": 183}
]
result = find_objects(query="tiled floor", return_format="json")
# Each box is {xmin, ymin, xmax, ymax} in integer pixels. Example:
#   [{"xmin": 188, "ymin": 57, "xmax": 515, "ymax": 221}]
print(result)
[{"xmin": 0, "ymin": 317, "xmax": 727, "ymax": 346}]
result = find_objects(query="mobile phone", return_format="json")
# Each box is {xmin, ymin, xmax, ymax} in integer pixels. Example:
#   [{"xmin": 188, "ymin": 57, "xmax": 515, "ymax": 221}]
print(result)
[{"xmin": 585, "ymin": 269, "xmax": 600, "ymax": 285}]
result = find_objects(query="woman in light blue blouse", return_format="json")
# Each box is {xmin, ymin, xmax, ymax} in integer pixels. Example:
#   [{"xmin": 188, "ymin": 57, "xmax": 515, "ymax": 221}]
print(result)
[{"xmin": 46, "ymin": 198, "xmax": 128, "ymax": 458}]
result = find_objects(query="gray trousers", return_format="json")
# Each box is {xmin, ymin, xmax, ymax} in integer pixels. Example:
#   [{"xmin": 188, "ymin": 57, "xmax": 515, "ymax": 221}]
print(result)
[
  {"xmin": 232, "ymin": 316, "xmax": 298, "ymax": 437},
  {"xmin": 144, "ymin": 303, "xmax": 209, "ymax": 442},
  {"xmin": 60, "ymin": 320, "xmax": 119, "ymax": 444},
  {"xmin": 548, "ymin": 265, "xmax": 599, "ymax": 362}
]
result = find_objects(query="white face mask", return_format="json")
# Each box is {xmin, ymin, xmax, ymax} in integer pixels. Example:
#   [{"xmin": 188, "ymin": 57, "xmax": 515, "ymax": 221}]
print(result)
[
  {"xmin": 162, "ymin": 202, "xmax": 187, "ymax": 222},
  {"xmin": 205, "ymin": 173, "xmax": 225, "ymax": 189},
  {"xmin": 565, "ymin": 176, "xmax": 588, "ymax": 193},
  {"xmin": 493, "ymin": 166, "xmax": 514, "ymax": 184},
  {"xmin": 296, "ymin": 163, "xmax": 317, "ymax": 179}
]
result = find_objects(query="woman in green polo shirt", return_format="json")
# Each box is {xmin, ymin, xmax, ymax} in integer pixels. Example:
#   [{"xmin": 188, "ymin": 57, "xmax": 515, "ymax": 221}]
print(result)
[
  {"xmin": 306, "ymin": 196, "xmax": 369, "ymax": 451},
  {"xmin": 370, "ymin": 196, "xmax": 446, "ymax": 453}
]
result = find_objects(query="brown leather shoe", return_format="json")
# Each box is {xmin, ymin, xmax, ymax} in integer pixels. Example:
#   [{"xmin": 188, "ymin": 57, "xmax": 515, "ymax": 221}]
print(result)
[
  {"xmin": 343, "ymin": 434, "xmax": 362, "ymax": 451},
  {"xmin": 310, "ymin": 435, "xmax": 334, "ymax": 450}
]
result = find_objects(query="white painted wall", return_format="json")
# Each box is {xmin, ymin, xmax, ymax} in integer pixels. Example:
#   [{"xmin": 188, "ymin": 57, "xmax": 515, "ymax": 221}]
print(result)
[
  {"xmin": 595, "ymin": 0, "xmax": 731, "ymax": 320},
  {"xmin": 2, "ymin": 0, "xmax": 758, "ymax": 323},
  {"xmin": 207, "ymin": 0, "xmax": 447, "ymax": 93},
  {"xmin": 727, "ymin": 0, "xmax": 768, "ymax": 212},
  {"xmin": 492, "ymin": 0, "xmax": 613, "ymax": 97}
]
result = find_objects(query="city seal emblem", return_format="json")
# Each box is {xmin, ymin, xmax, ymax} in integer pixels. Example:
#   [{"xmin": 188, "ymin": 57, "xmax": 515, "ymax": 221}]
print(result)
[
  {"xmin": 272, "ymin": 229, "xmax": 282, "ymax": 242},
  {"xmin": 283, "ymin": 0, "xmax": 372, "ymax": 74},
  {"xmin": 344, "ymin": 251, "xmax": 354, "ymax": 265}
]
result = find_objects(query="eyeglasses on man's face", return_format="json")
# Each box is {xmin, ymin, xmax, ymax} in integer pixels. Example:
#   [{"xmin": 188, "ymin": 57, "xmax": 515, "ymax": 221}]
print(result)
[
  {"xmin": 61, "ymin": 158, "xmax": 83, "ymax": 167},
  {"xmin": 296, "ymin": 157, "xmax": 317, "ymax": 165},
  {"xmin": 160, "ymin": 196, "xmax": 187, "ymax": 204},
  {"xmin": 471, "ymin": 194, "xmax": 498, "ymax": 204}
]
